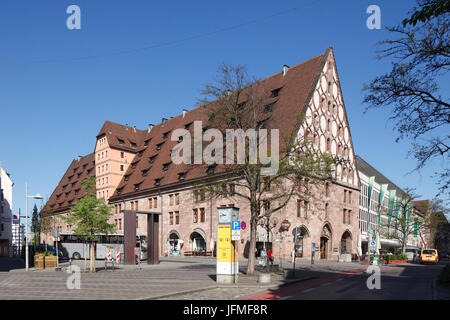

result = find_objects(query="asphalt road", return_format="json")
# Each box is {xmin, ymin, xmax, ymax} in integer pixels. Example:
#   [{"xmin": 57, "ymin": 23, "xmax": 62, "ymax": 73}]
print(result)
[{"xmin": 275, "ymin": 261, "xmax": 448, "ymax": 300}]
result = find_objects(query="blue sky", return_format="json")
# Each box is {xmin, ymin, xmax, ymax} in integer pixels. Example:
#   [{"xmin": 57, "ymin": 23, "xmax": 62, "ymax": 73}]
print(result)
[{"xmin": 0, "ymin": 0, "xmax": 447, "ymax": 221}]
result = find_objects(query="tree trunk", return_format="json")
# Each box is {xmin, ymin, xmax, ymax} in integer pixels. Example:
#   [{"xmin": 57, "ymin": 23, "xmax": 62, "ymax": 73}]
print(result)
[
  {"xmin": 90, "ymin": 242, "xmax": 96, "ymax": 273},
  {"xmin": 246, "ymin": 206, "xmax": 258, "ymax": 275},
  {"xmin": 84, "ymin": 242, "xmax": 87, "ymax": 273}
]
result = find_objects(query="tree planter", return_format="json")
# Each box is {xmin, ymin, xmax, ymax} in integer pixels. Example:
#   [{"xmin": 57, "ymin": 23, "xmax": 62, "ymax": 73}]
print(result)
[
  {"xmin": 34, "ymin": 255, "xmax": 44, "ymax": 269},
  {"xmin": 34, "ymin": 255, "xmax": 57, "ymax": 269},
  {"xmin": 45, "ymin": 256, "xmax": 57, "ymax": 269},
  {"xmin": 385, "ymin": 260, "xmax": 407, "ymax": 265}
]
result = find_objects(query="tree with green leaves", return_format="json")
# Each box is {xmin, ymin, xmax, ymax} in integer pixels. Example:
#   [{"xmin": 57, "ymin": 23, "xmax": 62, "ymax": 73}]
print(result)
[
  {"xmin": 195, "ymin": 64, "xmax": 340, "ymax": 274},
  {"xmin": 31, "ymin": 204, "xmax": 40, "ymax": 244},
  {"xmin": 63, "ymin": 176, "xmax": 114, "ymax": 272},
  {"xmin": 363, "ymin": 0, "xmax": 449, "ymax": 201}
]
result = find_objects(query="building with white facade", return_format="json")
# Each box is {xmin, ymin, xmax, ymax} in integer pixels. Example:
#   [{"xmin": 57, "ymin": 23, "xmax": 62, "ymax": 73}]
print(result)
[
  {"xmin": 356, "ymin": 156, "xmax": 423, "ymax": 256},
  {"xmin": 0, "ymin": 163, "xmax": 13, "ymax": 257},
  {"xmin": 11, "ymin": 214, "xmax": 24, "ymax": 257}
]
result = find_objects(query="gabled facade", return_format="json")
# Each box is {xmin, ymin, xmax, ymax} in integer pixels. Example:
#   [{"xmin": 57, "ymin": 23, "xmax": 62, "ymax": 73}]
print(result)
[{"xmin": 42, "ymin": 47, "xmax": 361, "ymax": 261}]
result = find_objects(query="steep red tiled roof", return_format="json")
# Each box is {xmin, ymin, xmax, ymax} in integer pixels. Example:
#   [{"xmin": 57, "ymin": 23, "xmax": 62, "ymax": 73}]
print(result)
[
  {"xmin": 414, "ymin": 200, "xmax": 430, "ymax": 215},
  {"xmin": 109, "ymin": 48, "xmax": 329, "ymax": 200},
  {"xmin": 97, "ymin": 120, "xmax": 149, "ymax": 153},
  {"xmin": 42, "ymin": 153, "xmax": 96, "ymax": 214}
]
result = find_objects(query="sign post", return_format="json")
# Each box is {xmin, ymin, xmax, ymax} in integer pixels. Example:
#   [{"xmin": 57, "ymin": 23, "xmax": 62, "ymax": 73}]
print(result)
[
  {"xmin": 52, "ymin": 229, "xmax": 60, "ymax": 267},
  {"xmin": 217, "ymin": 207, "xmax": 239, "ymax": 284}
]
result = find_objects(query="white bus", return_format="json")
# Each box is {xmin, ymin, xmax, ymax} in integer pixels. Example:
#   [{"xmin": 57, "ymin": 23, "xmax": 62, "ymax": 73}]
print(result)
[{"xmin": 58, "ymin": 233, "xmax": 147, "ymax": 261}]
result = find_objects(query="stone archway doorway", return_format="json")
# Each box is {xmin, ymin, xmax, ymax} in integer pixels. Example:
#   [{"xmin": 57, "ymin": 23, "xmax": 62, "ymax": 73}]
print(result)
[
  {"xmin": 340, "ymin": 230, "xmax": 352, "ymax": 254},
  {"xmin": 190, "ymin": 232, "xmax": 206, "ymax": 252},
  {"xmin": 292, "ymin": 225, "xmax": 310, "ymax": 258},
  {"xmin": 320, "ymin": 224, "xmax": 332, "ymax": 260}
]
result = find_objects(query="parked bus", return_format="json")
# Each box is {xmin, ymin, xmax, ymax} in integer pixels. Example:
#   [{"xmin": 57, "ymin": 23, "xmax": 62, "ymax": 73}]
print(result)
[{"xmin": 57, "ymin": 233, "xmax": 147, "ymax": 261}]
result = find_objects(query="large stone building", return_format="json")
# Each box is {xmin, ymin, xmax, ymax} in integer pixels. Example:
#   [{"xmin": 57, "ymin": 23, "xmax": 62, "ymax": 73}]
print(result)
[
  {"xmin": 0, "ymin": 163, "xmax": 13, "ymax": 257},
  {"xmin": 42, "ymin": 47, "xmax": 360, "ymax": 261}
]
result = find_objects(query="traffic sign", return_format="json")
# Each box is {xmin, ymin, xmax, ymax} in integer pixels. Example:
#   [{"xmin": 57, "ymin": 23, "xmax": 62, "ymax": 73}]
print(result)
[
  {"xmin": 232, "ymin": 220, "xmax": 240, "ymax": 230},
  {"xmin": 231, "ymin": 229, "xmax": 241, "ymax": 241},
  {"xmin": 370, "ymin": 241, "xmax": 376, "ymax": 247},
  {"xmin": 240, "ymin": 221, "xmax": 246, "ymax": 230},
  {"xmin": 52, "ymin": 229, "xmax": 60, "ymax": 238}
]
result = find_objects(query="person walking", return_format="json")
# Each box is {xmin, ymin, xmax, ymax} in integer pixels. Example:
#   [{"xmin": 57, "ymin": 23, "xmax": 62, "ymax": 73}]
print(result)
[{"xmin": 268, "ymin": 249, "xmax": 273, "ymax": 265}]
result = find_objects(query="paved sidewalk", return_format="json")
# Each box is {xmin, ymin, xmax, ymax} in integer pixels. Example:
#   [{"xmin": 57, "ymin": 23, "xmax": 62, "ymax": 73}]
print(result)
[{"xmin": 0, "ymin": 256, "xmax": 373, "ymax": 300}]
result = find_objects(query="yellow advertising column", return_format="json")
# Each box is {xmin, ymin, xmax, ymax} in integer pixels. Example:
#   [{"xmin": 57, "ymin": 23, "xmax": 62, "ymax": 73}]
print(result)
[{"xmin": 217, "ymin": 224, "xmax": 232, "ymax": 283}]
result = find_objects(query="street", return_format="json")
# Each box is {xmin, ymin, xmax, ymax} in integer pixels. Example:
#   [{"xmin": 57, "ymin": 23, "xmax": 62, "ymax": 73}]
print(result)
[{"xmin": 247, "ymin": 260, "xmax": 450, "ymax": 300}]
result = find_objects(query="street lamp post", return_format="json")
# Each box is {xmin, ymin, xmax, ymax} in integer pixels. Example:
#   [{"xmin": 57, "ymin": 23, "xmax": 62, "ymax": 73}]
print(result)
[{"xmin": 25, "ymin": 182, "xmax": 43, "ymax": 272}]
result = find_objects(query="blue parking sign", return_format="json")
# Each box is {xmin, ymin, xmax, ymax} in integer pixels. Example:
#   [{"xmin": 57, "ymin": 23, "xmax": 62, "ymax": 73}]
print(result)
[{"xmin": 232, "ymin": 221, "xmax": 240, "ymax": 230}]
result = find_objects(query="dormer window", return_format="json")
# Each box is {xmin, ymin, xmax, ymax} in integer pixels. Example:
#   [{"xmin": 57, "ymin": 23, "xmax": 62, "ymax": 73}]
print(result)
[
  {"xmin": 118, "ymin": 138, "xmax": 125, "ymax": 145},
  {"xmin": 184, "ymin": 122, "xmax": 193, "ymax": 130},
  {"xmin": 163, "ymin": 131, "xmax": 171, "ymax": 139},
  {"xmin": 271, "ymin": 87, "xmax": 282, "ymax": 98},
  {"xmin": 156, "ymin": 142, "xmax": 164, "ymax": 151},
  {"xmin": 144, "ymin": 139, "xmax": 151, "ymax": 147},
  {"xmin": 257, "ymin": 119, "xmax": 267, "ymax": 129},
  {"xmin": 62, "ymin": 184, "xmax": 68, "ymax": 190},
  {"xmin": 264, "ymin": 102, "xmax": 275, "ymax": 113},
  {"xmin": 149, "ymin": 155, "xmax": 157, "ymax": 164},
  {"xmin": 131, "ymin": 162, "xmax": 138, "ymax": 169},
  {"xmin": 130, "ymin": 141, "xmax": 137, "ymax": 149},
  {"xmin": 142, "ymin": 169, "xmax": 149, "ymax": 177},
  {"xmin": 237, "ymin": 101, "xmax": 247, "ymax": 109},
  {"xmin": 134, "ymin": 183, "xmax": 142, "ymax": 191},
  {"xmin": 154, "ymin": 178, "xmax": 161, "ymax": 186},
  {"xmin": 178, "ymin": 172, "xmax": 185, "ymax": 180},
  {"xmin": 74, "ymin": 189, "xmax": 80, "ymax": 195},
  {"xmin": 117, "ymin": 187, "xmax": 123, "ymax": 195},
  {"xmin": 138, "ymin": 150, "xmax": 144, "ymax": 157},
  {"xmin": 207, "ymin": 165, "xmax": 216, "ymax": 174},
  {"xmin": 163, "ymin": 162, "xmax": 171, "ymax": 171},
  {"xmin": 124, "ymin": 174, "xmax": 131, "ymax": 182}
]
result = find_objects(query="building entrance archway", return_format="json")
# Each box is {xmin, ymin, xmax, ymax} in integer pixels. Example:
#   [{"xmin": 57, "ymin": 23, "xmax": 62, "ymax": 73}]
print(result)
[
  {"xmin": 340, "ymin": 230, "xmax": 352, "ymax": 254},
  {"xmin": 320, "ymin": 224, "xmax": 332, "ymax": 260}
]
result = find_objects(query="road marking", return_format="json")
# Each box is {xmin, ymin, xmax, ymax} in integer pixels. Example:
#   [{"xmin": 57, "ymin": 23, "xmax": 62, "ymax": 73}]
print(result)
[
  {"xmin": 302, "ymin": 288, "xmax": 315, "ymax": 294},
  {"xmin": 278, "ymin": 295, "xmax": 292, "ymax": 300}
]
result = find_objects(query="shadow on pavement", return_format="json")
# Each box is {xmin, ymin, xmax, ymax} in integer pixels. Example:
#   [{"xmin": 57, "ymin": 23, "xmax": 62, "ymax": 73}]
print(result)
[{"xmin": 0, "ymin": 258, "xmax": 25, "ymax": 272}]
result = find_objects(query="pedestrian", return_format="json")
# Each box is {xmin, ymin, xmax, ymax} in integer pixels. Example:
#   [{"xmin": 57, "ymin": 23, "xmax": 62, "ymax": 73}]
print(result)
[{"xmin": 268, "ymin": 249, "xmax": 273, "ymax": 265}]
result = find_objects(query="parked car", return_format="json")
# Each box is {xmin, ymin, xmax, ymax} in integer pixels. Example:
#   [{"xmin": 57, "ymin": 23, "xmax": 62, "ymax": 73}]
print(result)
[
  {"xmin": 418, "ymin": 249, "xmax": 439, "ymax": 264},
  {"xmin": 405, "ymin": 248, "xmax": 420, "ymax": 262},
  {"xmin": 438, "ymin": 252, "xmax": 448, "ymax": 259}
]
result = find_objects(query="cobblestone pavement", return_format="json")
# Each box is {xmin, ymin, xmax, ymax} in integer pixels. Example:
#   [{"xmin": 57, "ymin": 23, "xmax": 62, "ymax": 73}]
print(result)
[{"xmin": 0, "ymin": 256, "xmax": 372, "ymax": 300}]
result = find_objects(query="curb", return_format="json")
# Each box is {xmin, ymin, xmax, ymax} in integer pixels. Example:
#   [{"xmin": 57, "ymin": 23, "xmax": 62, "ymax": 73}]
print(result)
[{"xmin": 140, "ymin": 285, "xmax": 219, "ymax": 300}]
